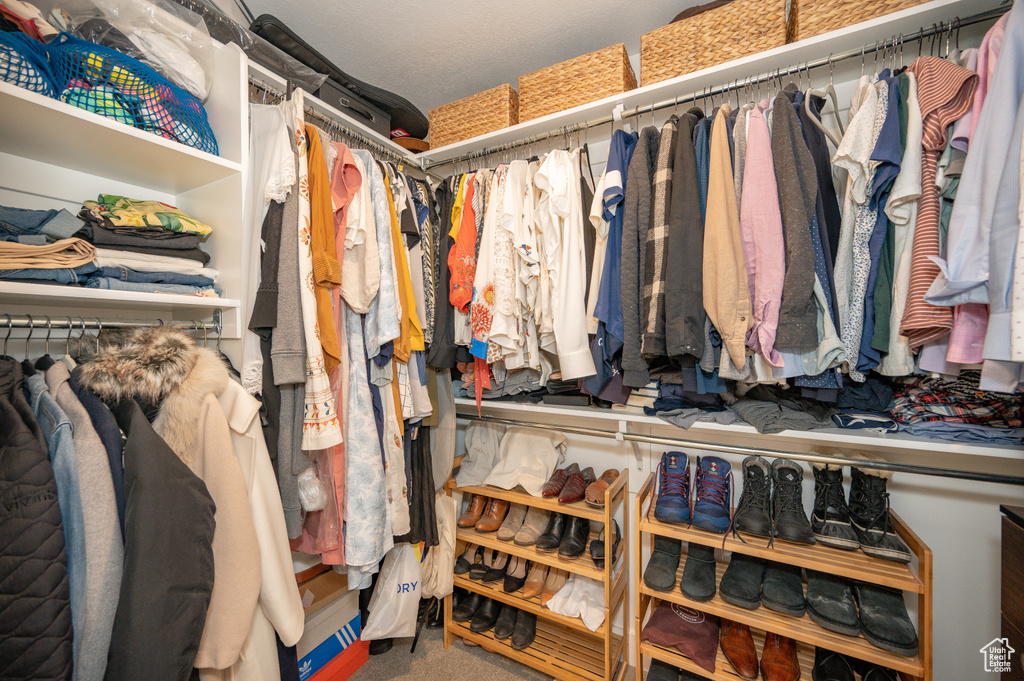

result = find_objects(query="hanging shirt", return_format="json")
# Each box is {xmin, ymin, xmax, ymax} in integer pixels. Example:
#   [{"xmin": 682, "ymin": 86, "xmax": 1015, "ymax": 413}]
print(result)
[
  {"xmin": 355, "ymin": 150, "xmax": 401, "ymax": 360},
  {"xmin": 536, "ymin": 149, "xmax": 597, "ymax": 380},
  {"xmin": 878, "ymin": 72, "xmax": 923, "ymax": 377},
  {"xmin": 741, "ymin": 104, "xmax": 785, "ymax": 368},
  {"xmin": 280, "ymin": 94, "xmax": 342, "ymax": 450},
  {"xmin": 703, "ymin": 105, "xmax": 751, "ymax": 370},
  {"xmin": 642, "ymin": 115, "xmax": 679, "ymax": 358},
  {"xmin": 901, "ymin": 56, "xmax": 978, "ymax": 347},
  {"xmin": 305, "ymin": 125, "xmax": 343, "ymax": 375},
  {"xmin": 338, "ymin": 152, "xmax": 381, "ymax": 314},
  {"xmin": 925, "ymin": 6, "xmax": 1021, "ymax": 308}
]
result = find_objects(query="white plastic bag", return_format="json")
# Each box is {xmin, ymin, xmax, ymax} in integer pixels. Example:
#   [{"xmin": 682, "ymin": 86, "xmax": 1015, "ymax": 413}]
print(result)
[{"xmin": 361, "ymin": 543, "xmax": 423, "ymax": 640}]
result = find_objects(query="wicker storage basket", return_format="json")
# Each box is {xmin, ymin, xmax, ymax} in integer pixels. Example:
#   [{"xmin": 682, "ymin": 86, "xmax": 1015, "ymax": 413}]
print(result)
[
  {"xmin": 518, "ymin": 44, "xmax": 637, "ymax": 122},
  {"xmin": 641, "ymin": 0, "xmax": 787, "ymax": 86},
  {"xmin": 789, "ymin": 0, "xmax": 931, "ymax": 42},
  {"xmin": 429, "ymin": 84, "xmax": 518, "ymax": 148}
]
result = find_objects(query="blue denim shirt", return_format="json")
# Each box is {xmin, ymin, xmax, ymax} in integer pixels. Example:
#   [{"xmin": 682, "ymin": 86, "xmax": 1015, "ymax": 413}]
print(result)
[{"xmin": 24, "ymin": 372, "xmax": 85, "ymax": 666}]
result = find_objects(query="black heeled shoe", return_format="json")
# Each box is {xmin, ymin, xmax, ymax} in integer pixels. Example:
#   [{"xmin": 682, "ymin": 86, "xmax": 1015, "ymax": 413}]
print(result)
[
  {"xmin": 481, "ymin": 552, "xmax": 511, "ymax": 583},
  {"xmin": 455, "ymin": 545, "xmax": 480, "ymax": 576},
  {"xmin": 504, "ymin": 556, "xmax": 529, "ymax": 593},
  {"xmin": 589, "ymin": 520, "xmax": 620, "ymax": 569},
  {"xmin": 469, "ymin": 547, "xmax": 496, "ymax": 581}
]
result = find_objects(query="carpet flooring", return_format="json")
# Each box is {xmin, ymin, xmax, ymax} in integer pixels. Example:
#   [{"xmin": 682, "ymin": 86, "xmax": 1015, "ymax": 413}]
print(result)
[{"xmin": 349, "ymin": 627, "xmax": 551, "ymax": 681}]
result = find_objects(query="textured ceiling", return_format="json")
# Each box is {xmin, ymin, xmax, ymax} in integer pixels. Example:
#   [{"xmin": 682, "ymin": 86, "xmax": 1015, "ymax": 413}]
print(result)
[{"xmin": 245, "ymin": 0, "xmax": 695, "ymax": 115}]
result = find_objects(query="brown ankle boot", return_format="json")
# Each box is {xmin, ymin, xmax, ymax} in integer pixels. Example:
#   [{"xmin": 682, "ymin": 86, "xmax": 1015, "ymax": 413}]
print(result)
[
  {"xmin": 475, "ymin": 498, "xmax": 511, "ymax": 532},
  {"xmin": 458, "ymin": 494, "xmax": 488, "ymax": 528}
]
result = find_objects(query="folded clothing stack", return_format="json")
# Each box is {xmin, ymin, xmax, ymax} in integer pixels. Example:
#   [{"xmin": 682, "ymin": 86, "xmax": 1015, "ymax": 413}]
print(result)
[{"xmin": 0, "ymin": 196, "xmax": 218, "ymax": 296}]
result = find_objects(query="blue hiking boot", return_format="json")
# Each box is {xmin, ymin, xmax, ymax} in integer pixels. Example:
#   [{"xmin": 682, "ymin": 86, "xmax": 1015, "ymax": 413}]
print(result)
[
  {"xmin": 653, "ymin": 451, "xmax": 691, "ymax": 525},
  {"xmin": 691, "ymin": 456, "xmax": 732, "ymax": 534}
]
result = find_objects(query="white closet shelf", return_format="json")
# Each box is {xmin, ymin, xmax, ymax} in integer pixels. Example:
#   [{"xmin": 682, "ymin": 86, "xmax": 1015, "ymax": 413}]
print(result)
[
  {"xmin": 417, "ymin": 0, "xmax": 1004, "ymax": 167},
  {"xmin": 453, "ymin": 398, "xmax": 1022, "ymax": 464},
  {"xmin": 0, "ymin": 281, "xmax": 239, "ymax": 313},
  {"xmin": 0, "ymin": 81, "xmax": 242, "ymax": 195},
  {"xmin": 247, "ymin": 62, "xmax": 419, "ymax": 163}
]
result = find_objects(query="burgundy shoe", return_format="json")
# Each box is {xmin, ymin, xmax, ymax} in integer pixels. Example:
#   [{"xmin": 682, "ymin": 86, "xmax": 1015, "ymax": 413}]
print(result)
[
  {"xmin": 559, "ymin": 467, "xmax": 596, "ymax": 503},
  {"xmin": 542, "ymin": 463, "xmax": 579, "ymax": 497}
]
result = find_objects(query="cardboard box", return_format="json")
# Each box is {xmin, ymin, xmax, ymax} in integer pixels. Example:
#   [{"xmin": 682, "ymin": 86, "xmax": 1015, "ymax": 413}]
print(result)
[
  {"xmin": 298, "ymin": 613, "xmax": 362, "ymax": 681},
  {"xmin": 297, "ymin": 586, "xmax": 359, "ymax": 662},
  {"xmin": 299, "ymin": 568, "xmax": 349, "ymax": 617}
]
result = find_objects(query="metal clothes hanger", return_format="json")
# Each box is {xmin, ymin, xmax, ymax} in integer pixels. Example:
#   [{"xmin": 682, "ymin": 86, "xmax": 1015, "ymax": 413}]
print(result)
[
  {"xmin": 3, "ymin": 314, "xmax": 11, "ymax": 356},
  {"xmin": 24, "ymin": 314, "xmax": 33, "ymax": 359},
  {"xmin": 804, "ymin": 53, "xmax": 845, "ymax": 147},
  {"xmin": 64, "ymin": 316, "xmax": 72, "ymax": 357},
  {"xmin": 95, "ymin": 319, "xmax": 101, "ymax": 354},
  {"xmin": 44, "ymin": 317, "xmax": 52, "ymax": 357}
]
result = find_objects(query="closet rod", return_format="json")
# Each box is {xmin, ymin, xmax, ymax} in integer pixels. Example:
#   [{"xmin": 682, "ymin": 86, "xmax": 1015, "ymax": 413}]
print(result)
[
  {"xmin": 248, "ymin": 76, "xmax": 432, "ymax": 177},
  {"xmin": 422, "ymin": 4, "xmax": 1009, "ymax": 171},
  {"xmin": 457, "ymin": 412, "xmax": 1024, "ymax": 487},
  {"xmin": 2, "ymin": 313, "xmax": 222, "ymax": 333}
]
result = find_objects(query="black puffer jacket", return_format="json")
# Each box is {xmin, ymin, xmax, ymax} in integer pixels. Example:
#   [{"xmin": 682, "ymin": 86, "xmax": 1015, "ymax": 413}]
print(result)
[{"xmin": 0, "ymin": 358, "xmax": 73, "ymax": 680}]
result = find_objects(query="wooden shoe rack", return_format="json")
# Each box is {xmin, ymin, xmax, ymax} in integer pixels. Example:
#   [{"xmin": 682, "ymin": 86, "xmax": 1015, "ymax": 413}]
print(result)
[
  {"xmin": 633, "ymin": 473, "xmax": 933, "ymax": 681},
  {"xmin": 444, "ymin": 468, "xmax": 630, "ymax": 681}
]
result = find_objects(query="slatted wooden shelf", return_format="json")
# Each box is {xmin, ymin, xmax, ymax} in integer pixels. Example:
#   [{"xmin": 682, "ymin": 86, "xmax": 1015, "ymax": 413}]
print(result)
[
  {"xmin": 448, "ymin": 481, "xmax": 619, "ymax": 521},
  {"xmin": 447, "ymin": 467, "xmax": 629, "ymax": 681},
  {"xmin": 638, "ymin": 548, "xmax": 925, "ymax": 675},
  {"xmin": 640, "ymin": 627, "xmax": 814, "ymax": 681},
  {"xmin": 449, "ymin": 618, "xmax": 627, "ymax": 681},
  {"xmin": 639, "ymin": 513, "xmax": 924, "ymax": 593},
  {"xmin": 634, "ymin": 472, "xmax": 932, "ymax": 681},
  {"xmin": 454, "ymin": 574, "xmax": 608, "ymax": 636},
  {"xmin": 457, "ymin": 527, "xmax": 607, "ymax": 580}
]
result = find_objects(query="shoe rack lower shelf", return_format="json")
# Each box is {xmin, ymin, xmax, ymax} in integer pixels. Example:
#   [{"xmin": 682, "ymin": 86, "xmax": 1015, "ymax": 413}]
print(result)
[
  {"xmin": 448, "ymin": 618, "xmax": 627, "ymax": 681},
  {"xmin": 455, "ymin": 527, "xmax": 606, "ymax": 580},
  {"xmin": 639, "ymin": 513, "xmax": 924, "ymax": 593},
  {"xmin": 453, "ymin": 565, "xmax": 627, "ymax": 637},
  {"xmin": 639, "ymin": 550, "xmax": 924, "ymax": 676},
  {"xmin": 640, "ymin": 626, "xmax": 814, "ymax": 681}
]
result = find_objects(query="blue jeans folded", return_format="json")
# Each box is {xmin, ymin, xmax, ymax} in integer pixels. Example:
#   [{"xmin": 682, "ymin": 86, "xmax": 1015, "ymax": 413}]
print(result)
[
  {"xmin": 93, "ymin": 266, "xmax": 214, "ymax": 287},
  {"xmin": 0, "ymin": 206, "xmax": 83, "ymax": 241},
  {"xmin": 0, "ymin": 263, "xmax": 97, "ymax": 285},
  {"xmin": 84, "ymin": 277, "xmax": 217, "ymax": 296}
]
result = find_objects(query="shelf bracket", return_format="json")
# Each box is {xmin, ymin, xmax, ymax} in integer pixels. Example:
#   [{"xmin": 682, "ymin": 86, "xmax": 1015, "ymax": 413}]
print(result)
[{"xmin": 618, "ymin": 420, "xmax": 644, "ymax": 472}]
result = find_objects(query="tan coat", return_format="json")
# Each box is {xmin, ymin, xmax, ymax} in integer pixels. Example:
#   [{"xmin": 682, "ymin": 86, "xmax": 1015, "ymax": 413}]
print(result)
[
  {"xmin": 202, "ymin": 380, "xmax": 305, "ymax": 681},
  {"xmin": 82, "ymin": 328, "xmax": 262, "ymax": 671}
]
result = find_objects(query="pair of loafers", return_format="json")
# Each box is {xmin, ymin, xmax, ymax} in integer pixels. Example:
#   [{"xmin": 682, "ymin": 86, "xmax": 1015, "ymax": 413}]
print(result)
[{"xmin": 542, "ymin": 464, "xmax": 595, "ymax": 503}]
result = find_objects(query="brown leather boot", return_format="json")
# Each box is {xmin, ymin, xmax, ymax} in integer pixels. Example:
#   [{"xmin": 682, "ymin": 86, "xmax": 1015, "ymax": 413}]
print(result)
[
  {"xmin": 559, "ymin": 467, "xmax": 596, "ymax": 503},
  {"xmin": 458, "ymin": 494, "xmax": 488, "ymax": 528},
  {"xmin": 720, "ymin": 619, "xmax": 758, "ymax": 680},
  {"xmin": 475, "ymin": 498, "xmax": 510, "ymax": 532},
  {"xmin": 542, "ymin": 463, "xmax": 580, "ymax": 497},
  {"xmin": 760, "ymin": 632, "xmax": 801, "ymax": 681}
]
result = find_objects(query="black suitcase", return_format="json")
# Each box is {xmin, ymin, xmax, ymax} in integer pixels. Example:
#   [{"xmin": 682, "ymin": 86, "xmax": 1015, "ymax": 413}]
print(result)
[{"xmin": 250, "ymin": 14, "xmax": 428, "ymax": 140}]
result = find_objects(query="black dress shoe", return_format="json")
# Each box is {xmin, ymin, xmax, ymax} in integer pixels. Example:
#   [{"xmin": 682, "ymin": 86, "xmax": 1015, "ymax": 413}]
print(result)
[
  {"xmin": 851, "ymin": 659, "xmax": 899, "ymax": 681},
  {"xmin": 482, "ymin": 553, "xmax": 511, "ymax": 583},
  {"xmin": 493, "ymin": 604, "xmax": 518, "ymax": 640},
  {"xmin": 469, "ymin": 597, "xmax": 503, "ymax": 632},
  {"xmin": 368, "ymin": 638, "xmax": 393, "ymax": 655},
  {"xmin": 535, "ymin": 513, "xmax": 567, "ymax": 552},
  {"xmin": 426, "ymin": 598, "xmax": 444, "ymax": 629},
  {"xmin": 590, "ymin": 520, "xmax": 620, "ymax": 568},
  {"xmin": 503, "ymin": 557, "xmax": 528, "ymax": 593},
  {"xmin": 452, "ymin": 592, "xmax": 483, "ymax": 622},
  {"xmin": 558, "ymin": 516, "xmax": 590, "ymax": 558},
  {"xmin": 510, "ymin": 610, "xmax": 537, "ymax": 650},
  {"xmin": 812, "ymin": 647, "xmax": 855, "ymax": 681}
]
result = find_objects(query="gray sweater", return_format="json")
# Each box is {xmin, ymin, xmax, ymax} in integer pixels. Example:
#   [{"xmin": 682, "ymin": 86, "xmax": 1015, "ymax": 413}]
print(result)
[
  {"xmin": 46, "ymin": 363, "xmax": 122, "ymax": 681},
  {"xmin": 620, "ymin": 126, "xmax": 660, "ymax": 388},
  {"xmin": 773, "ymin": 85, "xmax": 820, "ymax": 350}
]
